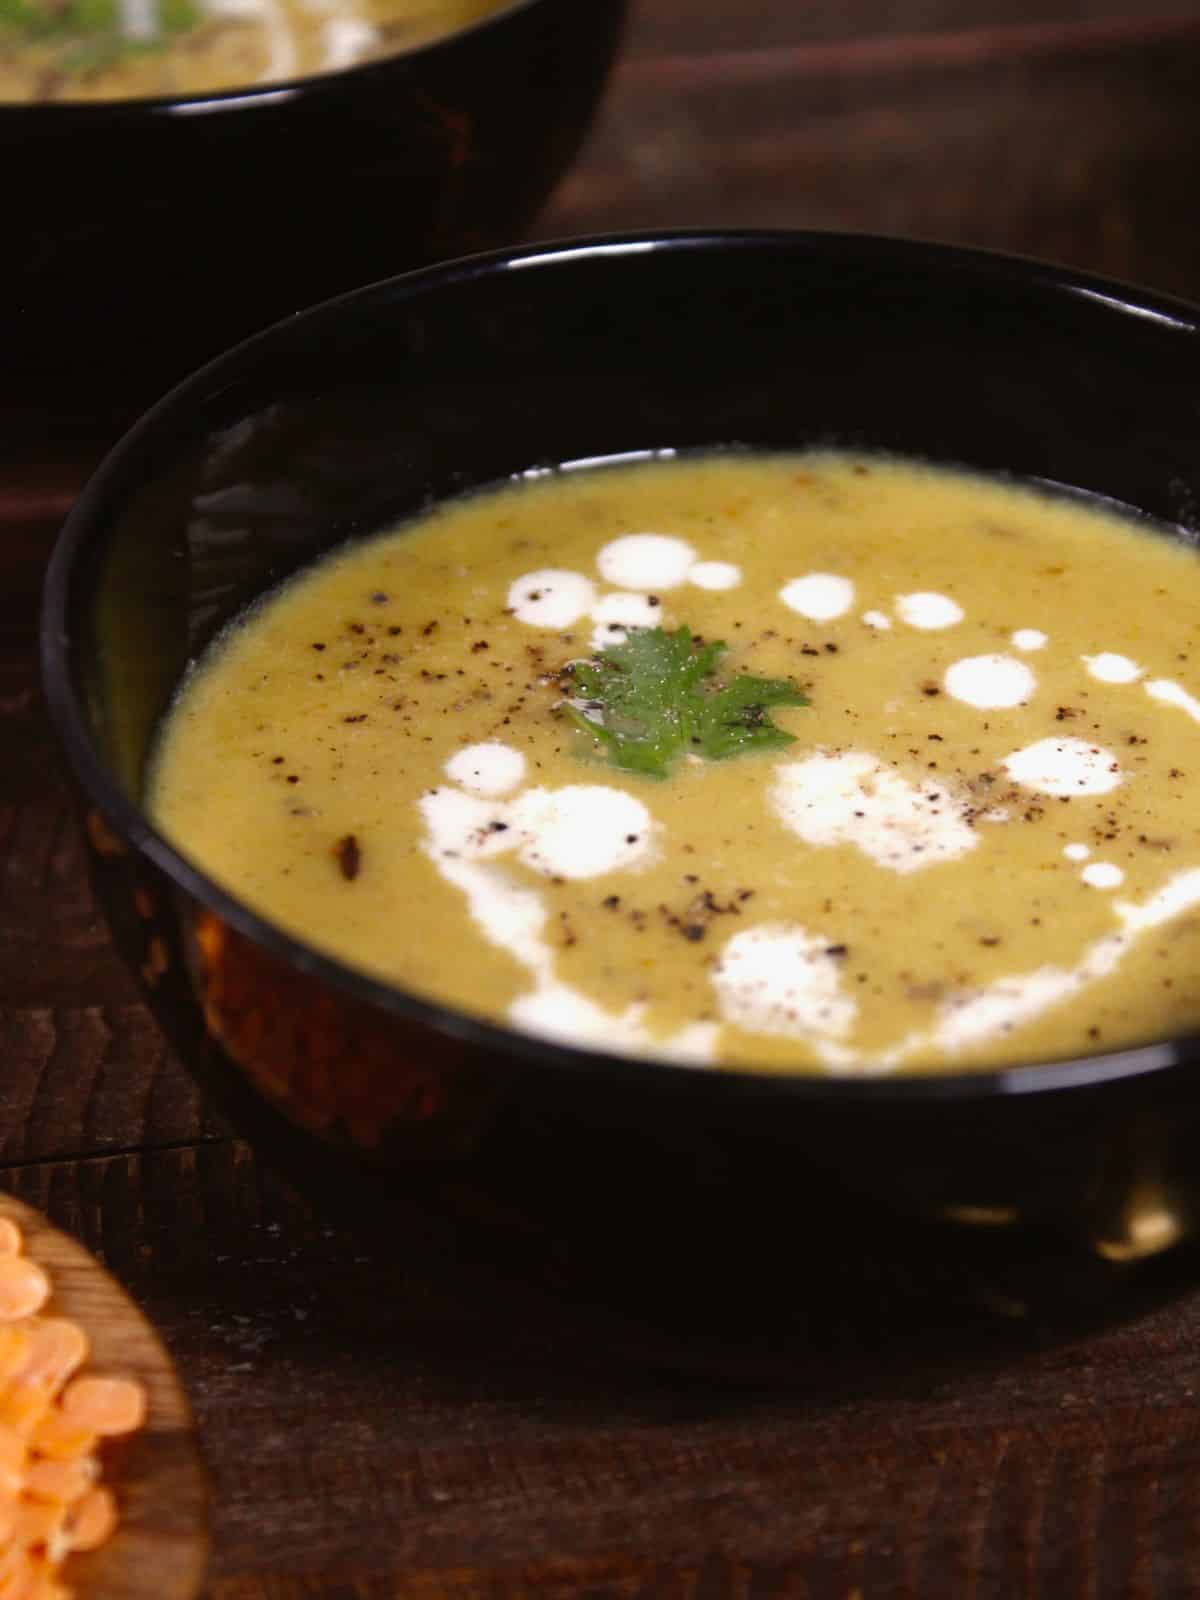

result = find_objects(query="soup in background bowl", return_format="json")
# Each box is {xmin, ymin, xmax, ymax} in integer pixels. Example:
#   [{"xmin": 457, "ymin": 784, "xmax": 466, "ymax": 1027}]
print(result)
[
  {"xmin": 0, "ymin": 0, "xmax": 508, "ymax": 101},
  {"xmin": 40, "ymin": 230, "xmax": 1200, "ymax": 1272},
  {"xmin": 1, "ymin": 0, "xmax": 626, "ymax": 436}
]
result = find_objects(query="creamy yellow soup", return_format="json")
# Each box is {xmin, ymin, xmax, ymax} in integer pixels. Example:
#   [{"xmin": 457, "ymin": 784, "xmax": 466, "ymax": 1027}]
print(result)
[
  {"xmin": 0, "ymin": 0, "xmax": 503, "ymax": 102},
  {"xmin": 149, "ymin": 452, "xmax": 1200, "ymax": 1075}
]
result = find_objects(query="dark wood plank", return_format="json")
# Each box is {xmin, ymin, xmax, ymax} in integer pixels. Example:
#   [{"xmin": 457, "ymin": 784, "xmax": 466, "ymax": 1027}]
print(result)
[
  {"xmin": 621, "ymin": 0, "xmax": 1200, "ymax": 55},
  {"xmin": 540, "ymin": 14, "xmax": 1200, "ymax": 302}
]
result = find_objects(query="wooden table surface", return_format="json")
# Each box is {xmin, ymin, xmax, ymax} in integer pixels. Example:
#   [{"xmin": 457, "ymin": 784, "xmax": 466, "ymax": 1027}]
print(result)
[{"xmin": 9, "ymin": 2, "xmax": 1200, "ymax": 1594}]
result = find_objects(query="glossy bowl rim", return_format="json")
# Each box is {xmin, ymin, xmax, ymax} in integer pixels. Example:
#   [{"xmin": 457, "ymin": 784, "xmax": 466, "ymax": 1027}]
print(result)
[
  {"xmin": 0, "ymin": 0, "xmax": 555, "ymax": 117},
  {"xmin": 40, "ymin": 225, "xmax": 1200, "ymax": 1105}
]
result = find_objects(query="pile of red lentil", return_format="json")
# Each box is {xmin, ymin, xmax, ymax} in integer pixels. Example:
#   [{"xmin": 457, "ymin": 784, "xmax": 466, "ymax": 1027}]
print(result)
[{"xmin": 0, "ymin": 1216, "xmax": 146, "ymax": 1598}]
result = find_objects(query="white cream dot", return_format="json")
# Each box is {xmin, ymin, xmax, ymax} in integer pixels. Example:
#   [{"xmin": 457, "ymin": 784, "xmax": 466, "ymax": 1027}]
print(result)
[
  {"xmin": 418, "ymin": 786, "xmax": 519, "ymax": 862},
  {"xmin": 508, "ymin": 569, "xmax": 596, "ymax": 629},
  {"xmin": 1003, "ymin": 737, "xmax": 1123, "ymax": 797},
  {"xmin": 771, "ymin": 751, "xmax": 978, "ymax": 874},
  {"xmin": 444, "ymin": 743, "xmax": 526, "ymax": 797},
  {"xmin": 596, "ymin": 534, "xmax": 695, "ymax": 591},
  {"xmin": 1146, "ymin": 678, "xmax": 1200, "ymax": 724},
  {"xmin": 712, "ymin": 924, "xmax": 857, "ymax": 1043},
  {"xmin": 1082, "ymin": 862, "xmax": 1124, "ymax": 889},
  {"xmin": 895, "ymin": 592, "xmax": 964, "ymax": 630},
  {"xmin": 508, "ymin": 785, "xmax": 654, "ymax": 879},
  {"xmin": 322, "ymin": 14, "xmax": 379, "ymax": 67},
  {"xmin": 1063, "ymin": 843, "xmax": 1091, "ymax": 862},
  {"xmin": 588, "ymin": 591, "xmax": 663, "ymax": 649},
  {"xmin": 1012, "ymin": 629, "xmax": 1047, "ymax": 652},
  {"xmin": 688, "ymin": 561, "xmax": 742, "ymax": 591},
  {"xmin": 944, "ymin": 655, "xmax": 1035, "ymax": 709},
  {"xmin": 862, "ymin": 610, "xmax": 892, "ymax": 630},
  {"xmin": 1083, "ymin": 652, "xmax": 1142, "ymax": 684},
  {"xmin": 779, "ymin": 573, "xmax": 854, "ymax": 622}
]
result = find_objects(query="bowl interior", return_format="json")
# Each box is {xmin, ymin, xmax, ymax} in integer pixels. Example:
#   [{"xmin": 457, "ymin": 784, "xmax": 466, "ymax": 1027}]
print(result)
[{"xmin": 46, "ymin": 230, "xmax": 1200, "ymax": 1095}]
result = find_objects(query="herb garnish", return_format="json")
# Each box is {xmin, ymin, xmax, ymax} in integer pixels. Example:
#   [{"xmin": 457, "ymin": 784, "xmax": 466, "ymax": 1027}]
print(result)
[
  {"xmin": 0, "ymin": 0, "xmax": 199, "ymax": 74},
  {"xmin": 562, "ymin": 625, "xmax": 809, "ymax": 779}
]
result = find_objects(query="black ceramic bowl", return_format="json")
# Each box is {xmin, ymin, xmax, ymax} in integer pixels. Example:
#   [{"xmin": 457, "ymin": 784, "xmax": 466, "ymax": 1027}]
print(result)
[
  {"xmin": 2, "ymin": 0, "xmax": 625, "ymax": 440},
  {"xmin": 40, "ymin": 232, "xmax": 1200, "ymax": 1291}
]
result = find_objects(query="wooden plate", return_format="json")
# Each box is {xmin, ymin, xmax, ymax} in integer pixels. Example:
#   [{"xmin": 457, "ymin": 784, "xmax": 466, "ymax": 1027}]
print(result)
[{"xmin": 0, "ymin": 1197, "xmax": 209, "ymax": 1600}]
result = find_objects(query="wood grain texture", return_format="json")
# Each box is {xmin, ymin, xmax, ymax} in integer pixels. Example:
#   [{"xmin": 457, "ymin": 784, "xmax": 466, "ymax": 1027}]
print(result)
[
  {"xmin": 620, "ymin": 0, "xmax": 1200, "ymax": 55},
  {"xmin": 0, "ymin": 1142, "xmax": 1196, "ymax": 1598},
  {"xmin": 0, "ymin": 1195, "xmax": 209, "ymax": 1599},
  {"xmin": 538, "ymin": 7, "xmax": 1200, "ymax": 303},
  {"xmin": 8, "ymin": 0, "xmax": 1200, "ymax": 1594}
]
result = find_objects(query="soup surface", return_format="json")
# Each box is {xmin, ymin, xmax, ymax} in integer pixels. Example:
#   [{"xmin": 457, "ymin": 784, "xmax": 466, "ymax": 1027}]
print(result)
[
  {"xmin": 0, "ymin": 0, "xmax": 503, "ymax": 101},
  {"xmin": 150, "ymin": 452, "xmax": 1200, "ymax": 1075}
]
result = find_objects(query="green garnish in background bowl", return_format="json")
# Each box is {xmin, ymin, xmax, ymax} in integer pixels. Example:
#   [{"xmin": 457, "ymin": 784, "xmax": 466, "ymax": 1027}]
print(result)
[
  {"xmin": 562, "ymin": 625, "xmax": 810, "ymax": 780},
  {"xmin": 0, "ymin": 0, "xmax": 199, "ymax": 72}
]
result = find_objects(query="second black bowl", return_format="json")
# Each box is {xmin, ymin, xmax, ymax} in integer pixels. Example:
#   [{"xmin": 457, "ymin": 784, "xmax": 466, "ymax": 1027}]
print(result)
[{"xmin": 2, "ymin": 0, "xmax": 625, "ymax": 442}]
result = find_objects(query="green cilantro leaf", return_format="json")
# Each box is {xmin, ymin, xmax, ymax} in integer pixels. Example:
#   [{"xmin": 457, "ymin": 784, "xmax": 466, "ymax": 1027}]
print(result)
[{"xmin": 562, "ymin": 625, "xmax": 809, "ymax": 779}]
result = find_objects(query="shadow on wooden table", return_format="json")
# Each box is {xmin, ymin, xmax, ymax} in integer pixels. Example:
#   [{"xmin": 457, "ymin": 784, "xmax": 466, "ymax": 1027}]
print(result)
[{"xmin": 173, "ymin": 1107, "xmax": 1200, "ymax": 1401}]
